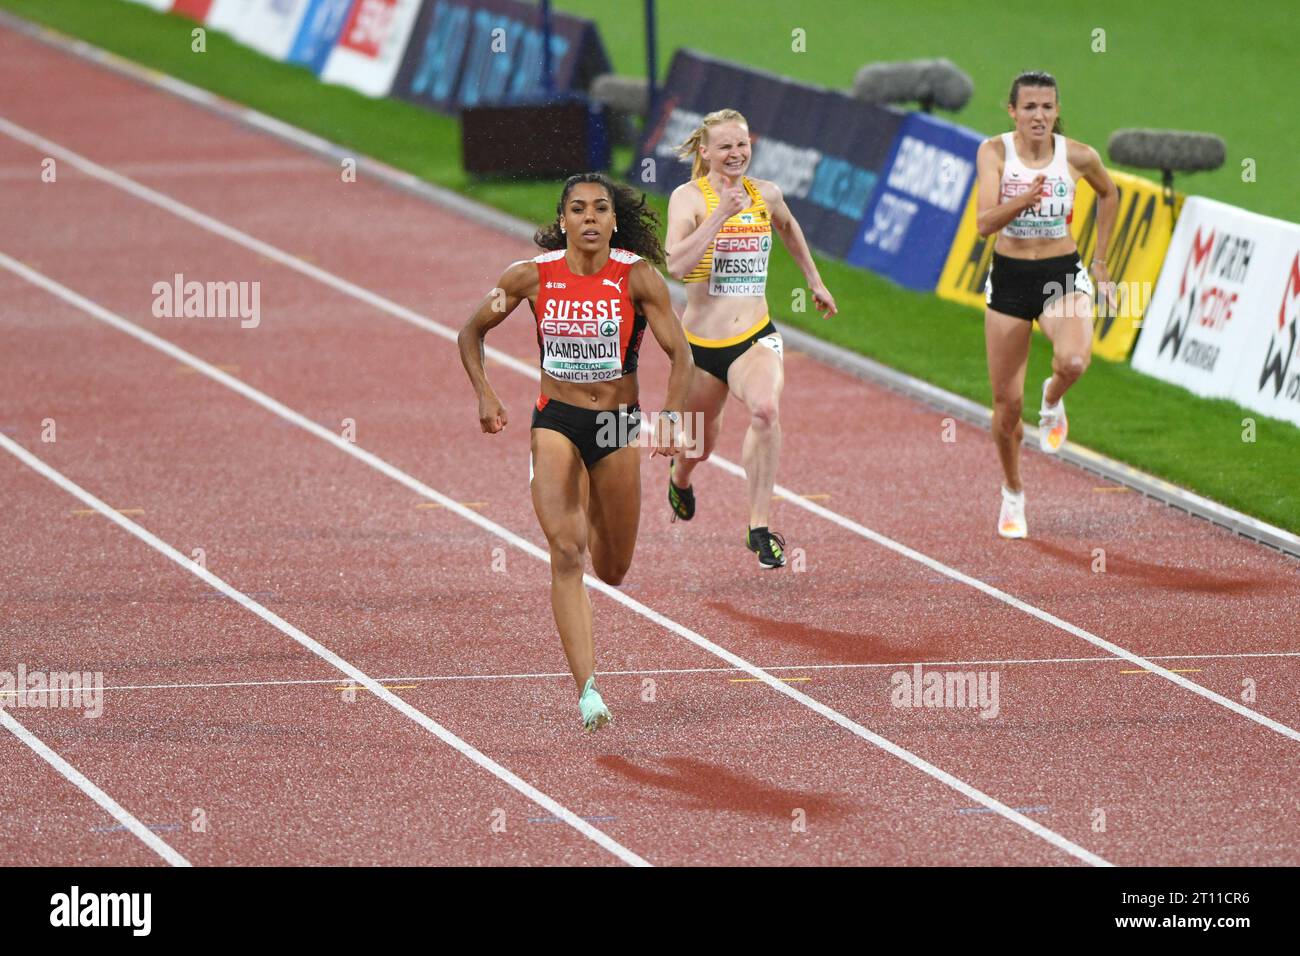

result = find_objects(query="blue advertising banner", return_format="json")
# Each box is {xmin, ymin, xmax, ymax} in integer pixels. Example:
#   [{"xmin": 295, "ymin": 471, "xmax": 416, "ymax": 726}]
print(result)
[
  {"xmin": 393, "ymin": 0, "xmax": 610, "ymax": 113},
  {"xmin": 287, "ymin": 0, "xmax": 354, "ymax": 74},
  {"xmin": 845, "ymin": 111, "xmax": 983, "ymax": 291},
  {"xmin": 633, "ymin": 50, "xmax": 904, "ymax": 259}
]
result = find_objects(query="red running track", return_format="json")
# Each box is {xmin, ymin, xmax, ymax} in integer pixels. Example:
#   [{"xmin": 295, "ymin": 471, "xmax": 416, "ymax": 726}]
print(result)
[{"xmin": 0, "ymin": 24, "xmax": 1297, "ymax": 865}]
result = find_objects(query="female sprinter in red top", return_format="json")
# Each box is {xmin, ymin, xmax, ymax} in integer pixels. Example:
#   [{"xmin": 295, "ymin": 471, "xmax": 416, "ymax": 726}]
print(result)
[
  {"xmin": 976, "ymin": 71, "xmax": 1117, "ymax": 538},
  {"xmin": 664, "ymin": 108, "xmax": 836, "ymax": 568},
  {"xmin": 458, "ymin": 173, "xmax": 692, "ymax": 731}
]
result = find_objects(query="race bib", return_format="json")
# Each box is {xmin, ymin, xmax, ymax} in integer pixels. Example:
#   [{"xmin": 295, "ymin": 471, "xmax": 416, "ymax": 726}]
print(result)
[
  {"xmin": 539, "ymin": 309, "xmax": 622, "ymax": 383},
  {"xmin": 1003, "ymin": 177, "xmax": 1072, "ymax": 240},
  {"xmin": 709, "ymin": 229, "xmax": 771, "ymax": 297}
]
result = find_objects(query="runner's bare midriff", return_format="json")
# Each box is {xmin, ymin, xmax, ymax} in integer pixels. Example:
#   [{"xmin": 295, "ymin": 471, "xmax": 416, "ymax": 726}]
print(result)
[
  {"xmin": 682, "ymin": 286, "xmax": 768, "ymax": 339},
  {"xmin": 993, "ymin": 233, "xmax": 1079, "ymax": 260},
  {"xmin": 540, "ymin": 369, "xmax": 639, "ymax": 410}
]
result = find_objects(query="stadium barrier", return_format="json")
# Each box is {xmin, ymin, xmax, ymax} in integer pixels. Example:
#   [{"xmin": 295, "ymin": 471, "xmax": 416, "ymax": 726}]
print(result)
[
  {"xmin": 394, "ymin": 0, "xmax": 609, "ymax": 113},
  {"xmin": 1131, "ymin": 197, "xmax": 1300, "ymax": 428},
  {"xmin": 169, "ymin": 0, "xmax": 213, "ymax": 20},
  {"xmin": 171, "ymin": 1, "xmax": 326, "ymax": 64},
  {"xmin": 206, "ymin": 1, "xmax": 257, "ymax": 40},
  {"xmin": 844, "ymin": 110, "xmax": 983, "ymax": 291},
  {"xmin": 1073, "ymin": 172, "xmax": 1184, "ymax": 360},
  {"xmin": 288, "ymin": 0, "xmax": 355, "ymax": 74},
  {"xmin": 167, "ymin": 1, "xmax": 608, "ymax": 106},
  {"xmin": 632, "ymin": 49, "xmax": 905, "ymax": 260},
  {"xmin": 318, "ymin": 0, "xmax": 424, "ymax": 96},
  {"xmin": 236, "ymin": 0, "xmax": 318, "ymax": 61}
]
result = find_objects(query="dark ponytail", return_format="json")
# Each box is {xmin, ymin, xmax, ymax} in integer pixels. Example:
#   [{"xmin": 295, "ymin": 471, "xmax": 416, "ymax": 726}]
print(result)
[{"xmin": 1008, "ymin": 70, "xmax": 1064, "ymax": 135}]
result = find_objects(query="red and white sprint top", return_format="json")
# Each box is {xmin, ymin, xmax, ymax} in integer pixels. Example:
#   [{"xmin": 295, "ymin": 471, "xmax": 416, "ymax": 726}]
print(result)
[{"xmin": 532, "ymin": 248, "xmax": 647, "ymax": 385}]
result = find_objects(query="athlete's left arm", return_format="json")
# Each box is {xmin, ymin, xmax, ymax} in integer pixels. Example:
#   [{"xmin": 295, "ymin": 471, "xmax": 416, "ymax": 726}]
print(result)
[
  {"xmin": 630, "ymin": 260, "xmax": 693, "ymax": 458},
  {"xmin": 765, "ymin": 181, "xmax": 838, "ymax": 318},
  {"xmin": 1073, "ymin": 141, "xmax": 1119, "ymax": 310}
]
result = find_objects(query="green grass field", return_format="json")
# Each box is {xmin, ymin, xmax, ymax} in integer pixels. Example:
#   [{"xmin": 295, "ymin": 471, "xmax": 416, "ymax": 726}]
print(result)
[{"xmin": 2, "ymin": 0, "xmax": 1297, "ymax": 533}]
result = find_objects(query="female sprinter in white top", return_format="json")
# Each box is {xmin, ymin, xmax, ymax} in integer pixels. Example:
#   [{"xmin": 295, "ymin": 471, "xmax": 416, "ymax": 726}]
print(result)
[
  {"xmin": 976, "ymin": 71, "xmax": 1118, "ymax": 538},
  {"xmin": 664, "ymin": 108, "xmax": 837, "ymax": 568},
  {"xmin": 458, "ymin": 173, "xmax": 692, "ymax": 731}
]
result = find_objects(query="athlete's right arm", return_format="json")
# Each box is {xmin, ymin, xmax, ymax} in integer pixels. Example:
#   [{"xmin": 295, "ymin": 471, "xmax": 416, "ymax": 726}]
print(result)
[
  {"xmin": 975, "ymin": 139, "xmax": 1045, "ymax": 238},
  {"xmin": 457, "ymin": 260, "xmax": 534, "ymax": 434},
  {"xmin": 664, "ymin": 183, "xmax": 741, "ymax": 280}
]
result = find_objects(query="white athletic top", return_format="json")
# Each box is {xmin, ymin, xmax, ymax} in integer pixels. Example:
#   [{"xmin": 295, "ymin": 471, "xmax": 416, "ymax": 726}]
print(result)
[{"xmin": 999, "ymin": 132, "xmax": 1074, "ymax": 240}]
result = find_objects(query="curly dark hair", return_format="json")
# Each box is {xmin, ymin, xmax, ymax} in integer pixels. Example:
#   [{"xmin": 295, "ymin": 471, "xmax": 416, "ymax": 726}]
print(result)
[{"xmin": 534, "ymin": 173, "xmax": 665, "ymax": 267}]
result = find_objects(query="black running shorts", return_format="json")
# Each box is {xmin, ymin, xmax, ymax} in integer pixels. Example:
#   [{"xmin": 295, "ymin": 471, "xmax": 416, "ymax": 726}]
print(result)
[
  {"xmin": 686, "ymin": 317, "xmax": 783, "ymax": 385},
  {"xmin": 985, "ymin": 252, "xmax": 1095, "ymax": 321},
  {"xmin": 531, "ymin": 396, "xmax": 641, "ymax": 470}
]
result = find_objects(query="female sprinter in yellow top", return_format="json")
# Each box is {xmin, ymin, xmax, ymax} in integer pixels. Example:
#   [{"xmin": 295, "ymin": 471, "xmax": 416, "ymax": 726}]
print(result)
[
  {"xmin": 664, "ymin": 108, "xmax": 837, "ymax": 568},
  {"xmin": 976, "ymin": 71, "xmax": 1118, "ymax": 538},
  {"xmin": 458, "ymin": 173, "xmax": 693, "ymax": 731}
]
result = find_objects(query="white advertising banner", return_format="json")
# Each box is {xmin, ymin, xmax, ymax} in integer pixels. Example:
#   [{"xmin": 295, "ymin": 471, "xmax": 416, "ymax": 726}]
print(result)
[
  {"xmin": 1233, "ymin": 241, "xmax": 1300, "ymax": 426},
  {"xmin": 1132, "ymin": 196, "xmax": 1300, "ymax": 427},
  {"xmin": 319, "ymin": 0, "xmax": 422, "ymax": 97},
  {"xmin": 122, "ymin": 0, "xmax": 175, "ymax": 10},
  {"xmin": 206, "ymin": 0, "xmax": 258, "ymax": 34},
  {"xmin": 239, "ymin": 0, "xmax": 316, "ymax": 61}
]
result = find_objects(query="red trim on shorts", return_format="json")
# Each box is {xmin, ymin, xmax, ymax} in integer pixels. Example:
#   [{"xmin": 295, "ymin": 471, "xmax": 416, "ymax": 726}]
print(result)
[{"xmin": 535, "ymin": 395, "xmax": 550, "ymax": 412}]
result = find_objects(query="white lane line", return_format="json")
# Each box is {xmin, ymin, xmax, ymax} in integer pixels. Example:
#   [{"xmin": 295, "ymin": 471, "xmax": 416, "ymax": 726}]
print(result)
[
  {"xmin": 0, "ymin": 118, "xmax": 1289, "ymax": 747},
  {"xmin": 0, "ymin": 706, "xmax": 190, "ymax": 867},
  {"xmin": 0, "ymin": 431, "xmax": 647, "ymax": 869},
  {"xmin": 65, "ymin": 649, "xmax": 1300, "ymax": 696},
  {"xmin": 728, "ymin": 459, "xmax": 1300, "ymax": 745},
  {"xmin": 0, "ymin": 254, "xmax": 1110, "ymax": 867}
]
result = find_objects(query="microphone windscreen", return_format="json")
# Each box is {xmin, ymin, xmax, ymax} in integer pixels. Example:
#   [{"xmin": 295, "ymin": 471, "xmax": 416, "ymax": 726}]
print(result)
[
  {"xmin": 1107, "ymin": 129, "xmax": 1226, "ymax": 172},
  {"xmin": 925, "ymin": 58, "xmax": 975, "ymax": 112},
  {"xmin": 853, "ymin": 59, "xmax": 973, "ymax": 112},
  {"xmin": 853, "ymin": 61, "xmax": 921, "ymax": 103}
]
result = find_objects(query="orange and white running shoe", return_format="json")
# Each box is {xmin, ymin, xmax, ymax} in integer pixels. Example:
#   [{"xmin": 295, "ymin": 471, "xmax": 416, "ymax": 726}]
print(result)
[
  {"xmin": 998, "ymin": 485, "xmax": 1027, "ymax": 539},
  {"xmin": 1038, "ymin": 378, "xmax": 1068, "ymax": 454}
]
